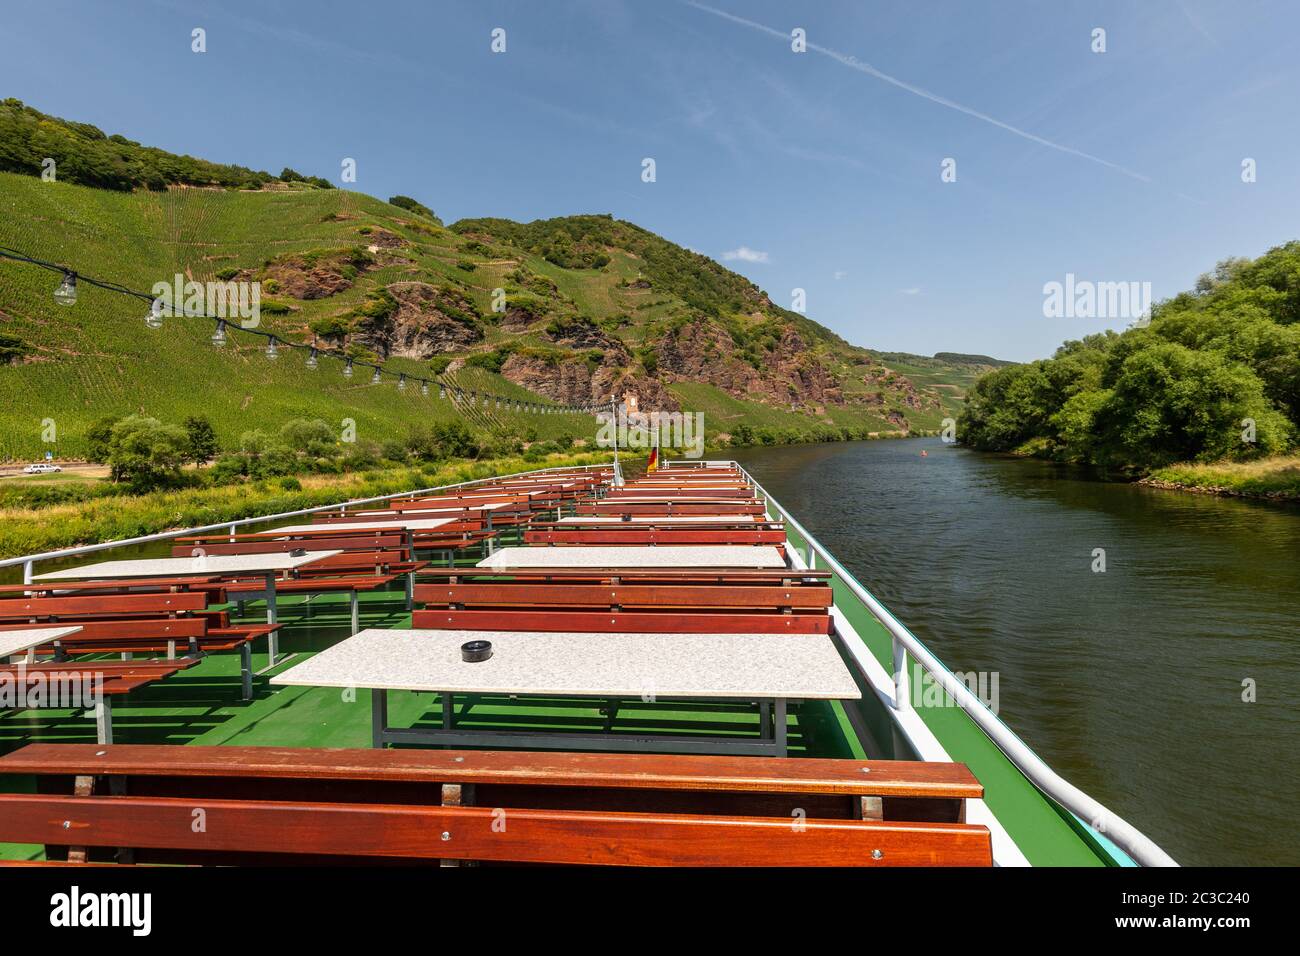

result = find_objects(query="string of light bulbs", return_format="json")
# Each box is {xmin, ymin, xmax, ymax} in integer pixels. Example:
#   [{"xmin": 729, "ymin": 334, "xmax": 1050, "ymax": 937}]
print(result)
[{"xmin": 0, "ymin": 245, "xmax": 600, "ymax": 416}]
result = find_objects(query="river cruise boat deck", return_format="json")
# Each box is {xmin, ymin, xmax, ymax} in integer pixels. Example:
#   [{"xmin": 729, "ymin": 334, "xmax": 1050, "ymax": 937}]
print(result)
[{"xmin": 0, "ymin": 461, "xmax": 1174, "ymax": 866}]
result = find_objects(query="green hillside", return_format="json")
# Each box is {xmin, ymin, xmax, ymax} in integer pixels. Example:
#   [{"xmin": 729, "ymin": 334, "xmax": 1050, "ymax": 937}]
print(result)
[
  {"xmin": 0, "ymin": 102, "xmax": 981, "ymax": 461},
  {"xmin": 0, "ymin": 175, "xmax": 588, "ymax": 460}
]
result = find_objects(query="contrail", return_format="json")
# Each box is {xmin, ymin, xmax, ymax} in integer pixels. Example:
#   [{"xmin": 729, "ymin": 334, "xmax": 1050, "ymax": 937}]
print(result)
[{"xmin": 684, "ymin": 1, "xmax": 1153, "ymax": 184}]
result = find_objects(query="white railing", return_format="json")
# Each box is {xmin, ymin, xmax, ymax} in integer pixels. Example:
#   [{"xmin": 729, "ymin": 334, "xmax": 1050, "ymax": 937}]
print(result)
[
  {"xmin": 734, "ymin": 461, "xmax": 1178, "ymax": 868},
  {"xmin": 0, "ymin": 462, "xmax": 613, "ymax": 583}
]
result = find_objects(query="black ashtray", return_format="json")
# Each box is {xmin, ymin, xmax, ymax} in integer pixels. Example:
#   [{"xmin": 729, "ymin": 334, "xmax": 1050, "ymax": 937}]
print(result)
[
  {"xmin": 461, "ymin": 640, "xmax": 493, "ymax": 663},
  {"xmin": 620, "ymin": 513, "xmax": 632, "ymax": 522},
  {"xmin": 289, "ymin": 548, "xmax": 308, "ymax": 557}
]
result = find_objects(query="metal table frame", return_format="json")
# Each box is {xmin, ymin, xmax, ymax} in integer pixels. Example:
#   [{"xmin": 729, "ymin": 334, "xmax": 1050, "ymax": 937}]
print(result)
[{"xmin": 370, "ymin": 689, "xmax": 796, "ymax": 756}]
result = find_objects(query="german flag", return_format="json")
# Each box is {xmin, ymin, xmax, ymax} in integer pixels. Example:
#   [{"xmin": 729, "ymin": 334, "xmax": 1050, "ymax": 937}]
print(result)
[{"xmin": 646, "ymin": 447, "xmax": 659, "ymax": 472}]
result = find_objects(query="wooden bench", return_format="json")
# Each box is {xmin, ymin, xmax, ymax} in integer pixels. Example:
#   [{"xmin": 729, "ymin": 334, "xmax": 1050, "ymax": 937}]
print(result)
[
  {"xmin": 207, "ymin": 546, "xmax": 428, "ymax": 634},
  {"xmin": 608, "ymin": 487, "xmax": 754, "ymax": 498},
  {"xmin": 523, "ymin": 527, "xmax": 787, "ymax": 546},
  {"xmin": 0, "ymin": 661, "xmax": 199, "ymax": 743},
  {"xmin": 413, "ymin": 568, "xmax": 833, "ymax": 633},
  {"xmin": 578, "ymin": 501, "xmax": 767, "ymax": 516},
  {"xmin": 0, "ymin": 744, "xmax": 992, "ymax": 866},
  {"xmin": 0, "ymin": 591, "xmax": 268, "ymax": 700}
]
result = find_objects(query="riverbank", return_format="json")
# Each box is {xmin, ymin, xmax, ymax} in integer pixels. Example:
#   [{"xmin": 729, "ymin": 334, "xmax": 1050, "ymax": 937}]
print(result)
[
  {"xmin": 1141, "ymin": 455, "xmax": 1300, "ymax": 502},
  {"xmin": 0, "ymin": 450, "xmax": 616, "ymax": 561}
]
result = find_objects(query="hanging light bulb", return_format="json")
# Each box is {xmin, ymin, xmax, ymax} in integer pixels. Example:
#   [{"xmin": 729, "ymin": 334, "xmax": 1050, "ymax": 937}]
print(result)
[
  {"xmin": 343, "ymin": 358, "xmax": 354, "ymax": 378},
  {"xmin": 53, "ymin": 272, "xmax": 78, "ymax": 306},
  {"xmin": 438, "ymin": 383, "xmax": 446, "ymax": 399},
  {"xmin": 265, "ymin": 337, "xmax": 279, "ymax": 360},
  {"xmin": 421, "ymin": 381, "xmax": 429, "ymax": 397},
  {"xmin": 371, "ymin": 367, "xmax": 382, "ymax": 385},
  {"xmin": 211, "ymin": 319, "xmax": 228, "ymax": 347},
  {"xmin": 495, "ymin": 396, "xmax": 502, "ymax": 410},
  {"xmin": 306, "ymin": 347, "xmax": 319, "ymax": 370},
  {"xmin": 398, "ymin": 373, "xmax": 407, "ymax": 391},
  {"xmin": 145, "ymin": 297, "xmax": 164, "ymax": 329}
]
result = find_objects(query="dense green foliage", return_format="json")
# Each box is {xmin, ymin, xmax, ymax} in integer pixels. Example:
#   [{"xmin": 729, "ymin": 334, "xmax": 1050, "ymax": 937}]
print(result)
[
  {"xmin": 387, "ymin": 195, "xmax": 440, "ymax": 223},
  {"xmin": 182, "ymin": 415, "xmax": 218, "ymax": 464},
  {"xmin": 960, "ymin": 243, "xmax": 1300, "ymax": 471},
  {"xmin": 0, "ymin": 99, "xmax": 284, "ymax": 191},
  {"xmin": 103, "ymin": 415, "xmax": 189, "ymax": 490}
]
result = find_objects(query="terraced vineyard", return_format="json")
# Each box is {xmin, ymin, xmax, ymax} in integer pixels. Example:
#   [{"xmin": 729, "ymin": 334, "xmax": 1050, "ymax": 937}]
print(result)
[{"xmin": 0, "ymin": 175, "xmax": 592, "ymax": 460}]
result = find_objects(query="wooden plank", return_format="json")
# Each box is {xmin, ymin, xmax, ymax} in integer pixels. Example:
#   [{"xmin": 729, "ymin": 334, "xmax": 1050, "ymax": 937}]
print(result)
[
  {"xmin": 0, "ymin": 744, "xmax": 983, "ymax": 798},
  {"xmin": 415, "ymin": 583, "xmax": 832, "ymax": 608},
  {"xmin": 0, "ymin": 794, "xmax": 991, "ymax": 866},
  {"xmin": 411, "ymin": 609, "xmax": 831, "ymax": 633},
  {"xmin": 0, "ymin": 592, "xmax": 208, "ymax": 619}
]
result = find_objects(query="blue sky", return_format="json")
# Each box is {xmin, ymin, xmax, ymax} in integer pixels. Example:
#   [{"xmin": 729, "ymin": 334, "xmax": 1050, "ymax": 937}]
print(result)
[{"xmin": 3, "ymin": 0, "xmax": 1297, "ymax": 361}]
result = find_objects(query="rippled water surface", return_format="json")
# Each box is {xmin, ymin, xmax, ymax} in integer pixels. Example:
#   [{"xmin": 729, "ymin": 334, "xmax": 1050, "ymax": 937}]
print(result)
[{"xmin": 734, "ymin": 438, "xmax": 1300, "ymax": 866}]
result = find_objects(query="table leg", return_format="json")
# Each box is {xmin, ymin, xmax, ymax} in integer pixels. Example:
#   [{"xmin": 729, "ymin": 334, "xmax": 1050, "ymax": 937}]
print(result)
[
  {"xmin": 372, "ymin": 688, "xmax": 388, "ymax": 748},
  {"xmin": 350, "ymin": 590, "xmax": 360, "ymax": 634},
  {"xmin": 264, "ymin": 573, "xmax": 279, "ymax": 664},
  {"xmin": 240, "ymin": 642, "xmax": 253, "ymax": 700},
  {"xmin": 94, "ymin": 698, "xmax": 114, "ymax": 745},
  {"xmin": 405, "ymin": 571, "xmax": 415, "ymax": 612},
  {"xmin": 774, "ymin": 698, "xmax": 788, "ymax": 758}
]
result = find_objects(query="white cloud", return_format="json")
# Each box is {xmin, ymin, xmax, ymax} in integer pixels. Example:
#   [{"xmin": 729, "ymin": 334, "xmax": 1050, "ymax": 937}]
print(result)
[
  {"xmin": 721, "ymin": 246, "xmax": 769, "ymax": 263},
  {"xmin": 899, "ymin": 287, "xmax": 921, "ymax": 295},
  {"xmin": 833, "ymin": 270, "xmax": 848, "ymax": 280}
]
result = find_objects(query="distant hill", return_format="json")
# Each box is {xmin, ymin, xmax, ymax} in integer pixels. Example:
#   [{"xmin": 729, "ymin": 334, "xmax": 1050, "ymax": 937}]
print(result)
[
  {"xmin": 0, "ymin": 103, "xmax": 986, "ymax": 459},
  {"xmin": 871, "ymin": 351, "xmax": 1012, "ymax": 418},
  {"xmin": 0, "ymin": 98, "xmax": 332, "ymax": 192}
]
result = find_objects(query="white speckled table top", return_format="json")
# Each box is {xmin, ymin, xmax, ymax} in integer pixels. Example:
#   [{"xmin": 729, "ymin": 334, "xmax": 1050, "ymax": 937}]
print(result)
[
  {"xmin": 265, "ymin": 517, "xmax": 456, "ymax": 534},
  {"xmin": 271, "ymin": 628, "xmax": 860, "ymax": 700},
  {"xmin": 477, "ymin": 545, "xmax": 786, "ymax": 570},
  {"xmin": 33, "ymin": 551, "xmax": 342, "ymax": 580},
  {"xmin": 556, "ymin": 515, "xmax": 761, "ymax": 524},
  {"xmin": 0, "ymin": 626, "xmax": 83, "ymax": 658}
]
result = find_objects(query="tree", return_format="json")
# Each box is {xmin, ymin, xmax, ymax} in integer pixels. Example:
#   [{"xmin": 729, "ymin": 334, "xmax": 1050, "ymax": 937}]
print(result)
[
  {"xmin": 105, "ymin": 416, "xmax": 188, "ymax": 490},
  {"xmin": 182, "ymin": 415, "xmax": 218, "ymax": 465},
  {"xmin": 85, "ymin": 415, "xmax": 122, "ymax": 463}
]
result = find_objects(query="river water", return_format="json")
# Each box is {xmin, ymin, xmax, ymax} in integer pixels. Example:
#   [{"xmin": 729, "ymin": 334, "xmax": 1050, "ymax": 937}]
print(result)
[{"xmin": 733, "ymin": 438, "xmax": 1300, "ymax": 866}]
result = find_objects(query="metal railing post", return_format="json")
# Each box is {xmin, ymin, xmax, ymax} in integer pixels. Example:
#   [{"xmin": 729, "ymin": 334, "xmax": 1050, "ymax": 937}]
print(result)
[{"xmin": 892, "ymin": 637, "xmax": 910, "ymax": 711}]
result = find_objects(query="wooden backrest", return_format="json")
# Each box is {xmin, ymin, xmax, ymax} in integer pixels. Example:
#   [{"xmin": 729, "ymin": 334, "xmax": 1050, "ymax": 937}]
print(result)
[
  {"xmin": 523, "ymin": 529, "xmax": 786, "ymax": 545},
  {"xmin": 0, "ymin": 591, "xmax": 209, "ymax": 622},
  {"xmin": 415, "ymin": 581, "xmax": 832, "ymax": 608},
  {"xmin": 0, "ymin": 744, "xmax": 991, "ymax": 866},
  {"xmin": 172, "ymin": 533, "xmax": 407, "ymax": 557},
  {"xmin": 281, "ymin": 550, "xmax": 405, "ymax": 572},
  {"xmin": 610, "ymin": 488, "xmax": 753, "ymax": 498},
  {"xmin": 579, "ymin": 502, "xmax": 766, "ymax": 515}
]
